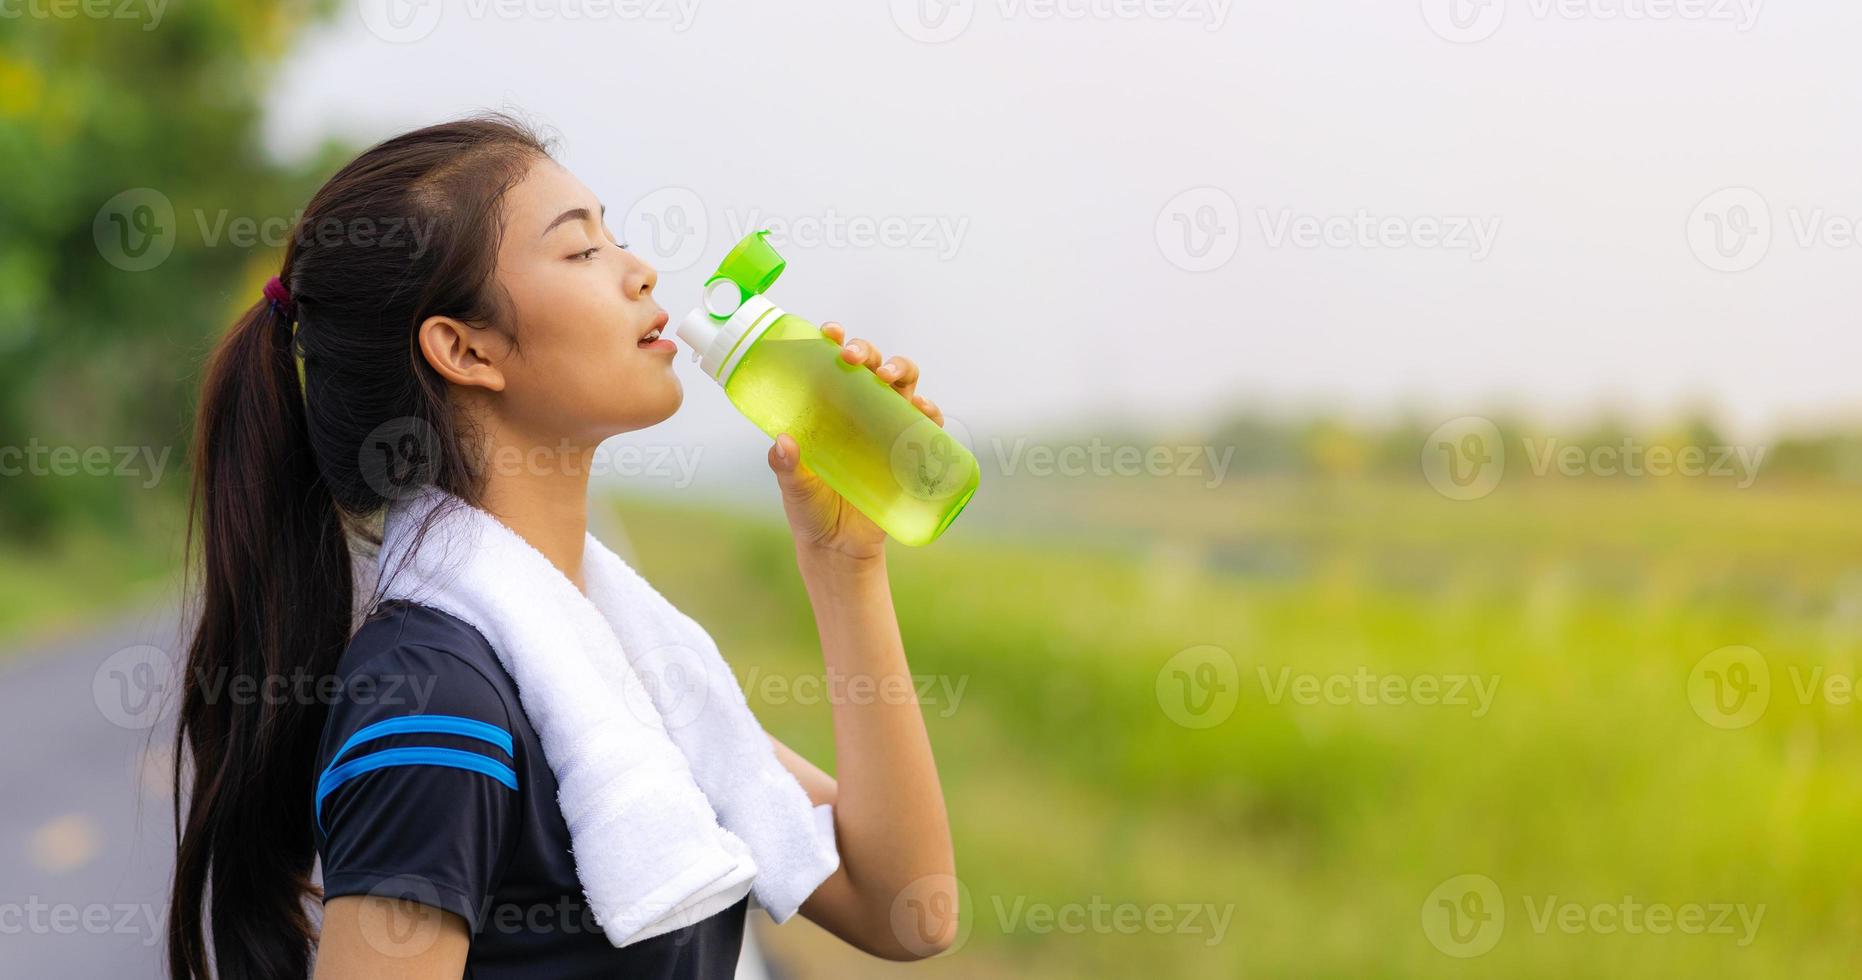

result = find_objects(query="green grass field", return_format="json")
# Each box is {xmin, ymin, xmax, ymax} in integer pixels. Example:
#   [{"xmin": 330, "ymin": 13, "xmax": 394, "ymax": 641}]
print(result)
[{"xmin": 608, "ymin": 474, "xmax": 1862, "ymax": 977}]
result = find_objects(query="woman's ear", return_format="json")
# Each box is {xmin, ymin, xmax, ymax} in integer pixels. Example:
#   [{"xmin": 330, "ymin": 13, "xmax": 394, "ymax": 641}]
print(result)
[{"xmin": 417, "ymin": 315, "xmax": 507, "ymax": 392}]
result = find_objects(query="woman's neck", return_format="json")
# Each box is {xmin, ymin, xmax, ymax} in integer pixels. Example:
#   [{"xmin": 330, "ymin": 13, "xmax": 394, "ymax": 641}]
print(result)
[{"xmin": 476, "ymin": 441, "xmax": 598, "ymax": 592}]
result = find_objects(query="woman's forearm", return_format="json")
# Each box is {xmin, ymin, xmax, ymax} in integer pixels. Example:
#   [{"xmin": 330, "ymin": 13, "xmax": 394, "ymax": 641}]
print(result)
[{"xmin": 790, "ymin": 546, "xmax": 957, "ymax": 956}]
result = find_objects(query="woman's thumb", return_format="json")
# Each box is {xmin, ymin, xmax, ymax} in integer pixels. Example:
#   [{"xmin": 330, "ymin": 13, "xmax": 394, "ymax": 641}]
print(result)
[{"xmin": 767, "ymin": 433, "xmax": 802, "ymax": 483}]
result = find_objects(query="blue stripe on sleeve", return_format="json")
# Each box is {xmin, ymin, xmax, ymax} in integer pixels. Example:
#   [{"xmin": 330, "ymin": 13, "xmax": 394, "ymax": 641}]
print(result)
[
  {"xmin": 315, "ymin": 713, "xmax": 518, "ymax": 834},
  {"xmin": 327, "ymin": 714, "xmax": 514, "ymax": 769}
]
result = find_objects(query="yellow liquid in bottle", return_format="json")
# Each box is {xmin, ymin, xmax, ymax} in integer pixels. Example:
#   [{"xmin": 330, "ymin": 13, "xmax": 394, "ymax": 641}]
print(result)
[{"xmin": 722, "ymin": 314, "xmax": 979, "ymax": 546}]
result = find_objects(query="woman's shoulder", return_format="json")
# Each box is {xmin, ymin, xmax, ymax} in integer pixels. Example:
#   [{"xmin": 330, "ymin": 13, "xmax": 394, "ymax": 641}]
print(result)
[
  {"xmin": 328, "ymin": 599, "xmax": 519, "ymax": 728},
  {"xmin": 343, "ymin": 599, "xmax": 505, "ymax": 679}
]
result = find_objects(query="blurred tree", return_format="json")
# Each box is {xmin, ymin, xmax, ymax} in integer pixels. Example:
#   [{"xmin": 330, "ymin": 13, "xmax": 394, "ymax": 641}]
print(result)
[{"xmin": 0, "ymin": 0, "xmax": 337, "ymax": 538}]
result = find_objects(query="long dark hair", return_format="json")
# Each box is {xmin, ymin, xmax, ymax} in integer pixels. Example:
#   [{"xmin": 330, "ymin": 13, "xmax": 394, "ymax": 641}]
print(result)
[{"xmin": 168, "ymin": 115, "xmax": 549, "ymax": 980}]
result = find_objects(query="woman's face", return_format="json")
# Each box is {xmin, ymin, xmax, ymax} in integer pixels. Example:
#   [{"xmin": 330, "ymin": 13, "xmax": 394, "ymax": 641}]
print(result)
[{"xmin": 481, "ymin": 158, "xmax": 681, "ymax": 447}]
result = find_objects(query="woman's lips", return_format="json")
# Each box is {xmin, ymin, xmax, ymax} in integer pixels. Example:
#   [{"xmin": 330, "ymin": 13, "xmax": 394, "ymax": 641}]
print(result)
[{"xmin": 637, "ymin": 310, "xmax": 675, "ymax": 353}]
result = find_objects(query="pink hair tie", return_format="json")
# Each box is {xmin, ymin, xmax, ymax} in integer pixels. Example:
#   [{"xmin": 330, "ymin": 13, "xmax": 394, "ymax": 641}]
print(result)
[{"xmin": 262, "ymin": 275, "xmax": 296, "ymax": 320}]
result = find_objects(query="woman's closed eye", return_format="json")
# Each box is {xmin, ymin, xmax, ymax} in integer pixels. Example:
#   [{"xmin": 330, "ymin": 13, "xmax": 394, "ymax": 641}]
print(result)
[{"xmin": 571, "ymin": 245, "xmax": 602, "ymax": 261}]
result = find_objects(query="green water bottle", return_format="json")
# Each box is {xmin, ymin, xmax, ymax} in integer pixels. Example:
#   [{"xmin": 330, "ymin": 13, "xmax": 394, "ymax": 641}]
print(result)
[{"xmin": 674, "ymin": 231, "xmax": 980, "ymax": 546}]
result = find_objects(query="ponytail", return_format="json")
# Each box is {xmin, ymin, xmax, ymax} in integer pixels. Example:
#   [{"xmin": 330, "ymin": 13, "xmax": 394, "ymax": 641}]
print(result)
[
  {"xmin": 167, "ymin": 114, "xmax": 548, "ymax": 979},
  {"xmin": 168, "ymin": 295, "xmax": 352, "ymax": 980}
]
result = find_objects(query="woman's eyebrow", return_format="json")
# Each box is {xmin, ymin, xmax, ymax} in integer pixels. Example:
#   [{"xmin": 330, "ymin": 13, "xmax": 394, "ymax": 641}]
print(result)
[{"xmin": 541, "ymin": 204, "xmax": 605, "ymax": 239}]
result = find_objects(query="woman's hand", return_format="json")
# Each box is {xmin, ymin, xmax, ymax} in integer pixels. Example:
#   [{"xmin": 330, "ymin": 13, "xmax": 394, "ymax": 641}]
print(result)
[{"xmin": 768, "ymin": 321, "xmax": 946, "ymax": 563}]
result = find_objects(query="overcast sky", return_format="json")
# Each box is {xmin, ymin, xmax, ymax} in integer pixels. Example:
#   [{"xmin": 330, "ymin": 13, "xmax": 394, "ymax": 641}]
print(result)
[{"xmin": 265, "ymin": 0, "xmax": 1860, "ymax": 470}]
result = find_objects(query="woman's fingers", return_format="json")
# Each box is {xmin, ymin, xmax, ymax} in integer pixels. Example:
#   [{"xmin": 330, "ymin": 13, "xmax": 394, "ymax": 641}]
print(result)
[
  {"xmin": 911, "ymin": 394, "xmax": 945, "ymax": 426},
  {"xmin": 877, "ymin": 356, "xmax": 920, "ymax": 398},
  {"xmin": 820, "ymin": 321, "xmax": 936, "ymax": 419},
  {"xmin": 842, "ymin": 337, "xmax": 884, "ymax": 371}
]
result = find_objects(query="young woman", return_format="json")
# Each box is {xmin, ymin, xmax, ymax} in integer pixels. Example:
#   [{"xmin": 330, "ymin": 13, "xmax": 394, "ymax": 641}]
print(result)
[{"xmin": 168, "ymin": 116, "xmax": 957, "ymax": 979}]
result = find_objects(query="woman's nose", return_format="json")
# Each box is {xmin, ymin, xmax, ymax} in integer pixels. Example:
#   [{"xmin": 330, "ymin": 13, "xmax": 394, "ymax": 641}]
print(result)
[{"xmin": 626, "ymin": 252, "xmax": 658, "ymax": 298}]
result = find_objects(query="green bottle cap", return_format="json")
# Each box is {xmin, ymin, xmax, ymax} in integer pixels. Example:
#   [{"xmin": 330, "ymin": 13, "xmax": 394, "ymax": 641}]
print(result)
[{"xmin": 704, "ymin": 231, "xmax": 785, "ymax": 319}]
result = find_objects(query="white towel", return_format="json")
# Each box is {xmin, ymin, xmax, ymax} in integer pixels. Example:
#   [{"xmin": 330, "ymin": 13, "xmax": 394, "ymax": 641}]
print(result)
[{"xmin": 374, "ymin": 487, "xmax": 840, "ymax": 946}]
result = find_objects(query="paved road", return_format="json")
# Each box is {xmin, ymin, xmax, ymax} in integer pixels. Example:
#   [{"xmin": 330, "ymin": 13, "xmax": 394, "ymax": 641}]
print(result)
[
  {"xmin": 0, "ymin": 605, "xmax": 182, "ymax": 977},
  {"xmin": 0, "ymin": 603, "xmax": 781, "ymax": 979}
]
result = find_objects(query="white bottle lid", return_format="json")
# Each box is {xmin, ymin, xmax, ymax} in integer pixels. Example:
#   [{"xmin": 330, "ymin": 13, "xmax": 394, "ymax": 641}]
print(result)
[{"xmin": 675, "ymin": 293, "xmax": 782, "ymax": 383}]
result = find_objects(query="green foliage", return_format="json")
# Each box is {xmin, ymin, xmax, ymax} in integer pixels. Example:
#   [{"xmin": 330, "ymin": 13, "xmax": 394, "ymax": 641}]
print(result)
[
  {"xmin": 0, "ymin": 0, "xmax": 337, "ymax": 537},
  {"xmin": 609, "ymin": 479, "xmax": 1862, "ymax": 977}
]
